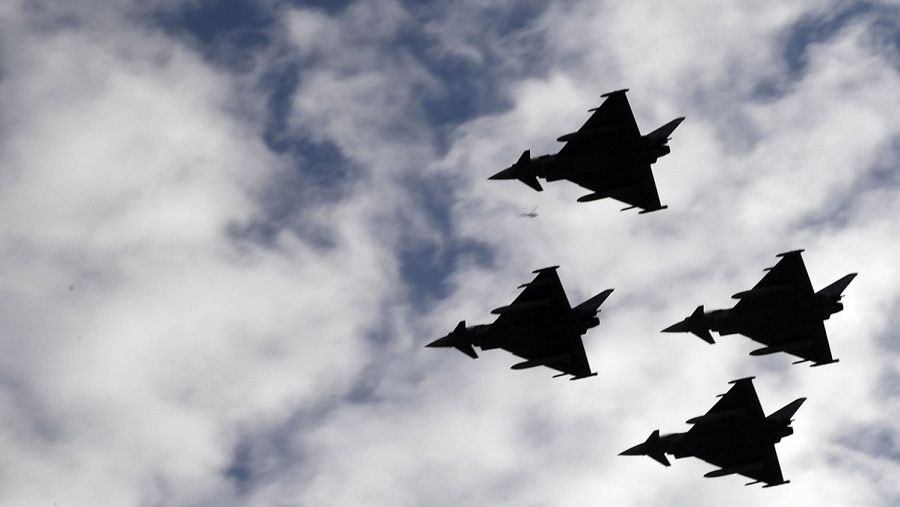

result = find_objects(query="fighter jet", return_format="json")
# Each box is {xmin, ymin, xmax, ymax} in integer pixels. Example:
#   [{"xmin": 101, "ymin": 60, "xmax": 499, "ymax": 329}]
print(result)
[
  {"xmin": 663, "ymin": 250, "xmax": 856, "ymax": 367},
  {"xmin": 488, "ymin": 89, "xmax": 684, "ymax": 213},
  {"xmin": 620, "ymin": 377, "xmax": 805, "ymax": 488},
  {"xmin": 426, "ymin": 266, "xmax": 613, "ymax": 380}
]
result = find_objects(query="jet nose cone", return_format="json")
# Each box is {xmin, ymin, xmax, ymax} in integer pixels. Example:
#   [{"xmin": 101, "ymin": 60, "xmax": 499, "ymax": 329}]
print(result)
[
  {"xmin": 489, "ymin": 166, "xmax": 516, "ymax": 180},
  {"xmin": 426, "ymin": 335, "xmax": 451, "ymax": 348},
  {"xmin": 619, "ymin": 442, "xmax": 647, "ymax": 456},
  {"xmin": 661, "ymin": 320, "xmax": 689, "ymax": 333}
]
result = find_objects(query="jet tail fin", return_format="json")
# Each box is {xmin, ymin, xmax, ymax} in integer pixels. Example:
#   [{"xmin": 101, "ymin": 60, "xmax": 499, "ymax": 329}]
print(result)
[
  {"xmin": 767, "ymin": 398, "xmax": 806, "ymax": 426},
  {"xmin": 816, "ymin": 273, "xmax": 857, "ymax": 299},
  {"xmin": 574, "ymin": 289, "xmax": 614, "ymax": 315},
  {"xmin": 646, "ymin": 117, "xmax": 685, "ymax": 143}
]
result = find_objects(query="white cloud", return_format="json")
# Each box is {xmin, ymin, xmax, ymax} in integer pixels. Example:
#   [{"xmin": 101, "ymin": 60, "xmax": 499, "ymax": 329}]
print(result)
[
  {"xmin": 0, "ymin": 2, "xmax": 402, "ymax": 505},
  {"xmin": 1, "ymin": 0, "xmax": 898, "ymax": 506}
]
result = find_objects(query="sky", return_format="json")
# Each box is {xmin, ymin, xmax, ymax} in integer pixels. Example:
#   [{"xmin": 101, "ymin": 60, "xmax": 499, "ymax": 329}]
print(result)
[{"xmin": 0, "ymin": 0, "xmax": 898, "ymax": 505}]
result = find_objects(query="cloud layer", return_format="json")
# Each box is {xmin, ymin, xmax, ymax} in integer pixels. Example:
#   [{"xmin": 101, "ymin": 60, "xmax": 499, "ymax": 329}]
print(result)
[{"xmin": 0, "ymin": 0, "xmax": 898, "ymax": 505}]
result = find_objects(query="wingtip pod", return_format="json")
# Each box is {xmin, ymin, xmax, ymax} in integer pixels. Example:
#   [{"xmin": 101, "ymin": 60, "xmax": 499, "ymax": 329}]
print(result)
[
  {"xmin": 746, "ymin": 479, "xmax": 791, "ymax": 488},
  {"xmin": 586, "ymin": 89, "xmax": 630, "ymax": 112},
  {"xmin": 638, "ymin": 205, "xmax": 668, "ymax": 214},
  {"xmin": 776, "ymin": 249, "xmax": 805, "ymax": 258},
  {"xmin": 599, "ymin": 88, "xmax": 630, "ymax": 99}
]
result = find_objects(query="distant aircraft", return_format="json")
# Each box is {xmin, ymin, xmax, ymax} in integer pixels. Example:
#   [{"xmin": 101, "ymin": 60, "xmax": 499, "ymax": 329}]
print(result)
[
  {"xmin": 662, "ymin": 250, "xmax": 856, "ymax": 366},
  {"xmin": 426, "ymin": 266, "xmax": 613, "ymax": 380},
  {"xmin": 488, "ymin": 89, "xmax": 684, "ymax": 214},
  {"xmin": 620, "ymin": 377, "xmax": 805, "ymax": 488},
  {"xmin": 520, "ymin": 207, "xmax": 538, "ymax": 218}
]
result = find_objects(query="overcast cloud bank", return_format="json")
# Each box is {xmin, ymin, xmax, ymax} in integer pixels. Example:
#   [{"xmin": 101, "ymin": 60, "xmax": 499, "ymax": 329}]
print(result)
[{"xmin": 0, "ymin": 1, "xmax": 898, "ymax": 505}]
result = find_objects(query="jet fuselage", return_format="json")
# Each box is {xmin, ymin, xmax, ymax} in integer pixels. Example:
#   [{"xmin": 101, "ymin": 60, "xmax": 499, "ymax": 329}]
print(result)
[
  {"xmin": 507, "ymin": 139, "xmax": 671, "ymax": 185},
  {"xmin": 659, "ymin": 421, "xmax": 794, "ymax": 461},
  {"xmin": 478, "ymin": 314, "xmax": 599, "ymax": 351},
  {"xmin": 699, "ymin": 292, "xmax": 845, "ymax": 337},
  {"xmin": 457, "ymin": 312, "xmax": 600, "ymax": 352}
]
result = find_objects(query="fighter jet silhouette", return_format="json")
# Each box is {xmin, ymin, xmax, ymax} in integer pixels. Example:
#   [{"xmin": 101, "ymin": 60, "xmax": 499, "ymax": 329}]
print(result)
[
  {"xmin": 621, "ymin": 377, "xmax": 804, "ymax": 487},
  {"xmin": 489, "ymin": 89, "xmax": 684, "ymax": 213},
  {"xmin": 663, "ymin": 250, "xmax": 856, "ymax": 366},
  {"xmin": 426, "ymin": 266, "xmax": 612, "ymax": 380}
]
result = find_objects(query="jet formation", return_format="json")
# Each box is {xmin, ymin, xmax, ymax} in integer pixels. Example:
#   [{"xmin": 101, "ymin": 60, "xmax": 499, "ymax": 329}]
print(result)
[
  {"xmin": 663, "ymin": 250, "xmax": 857, "ymax": 366},
  {"xmin": 620, "ymin": 378, "xmax": 805, "ymax": 488},
  {"xmin": 426, "ymin": 89, "xmax": 857, "ymax": 488},
  {"xmin": 426, "ymin": 266, "xmax": 612, "ymax": 380},
  {"xmin": 489, "ymin": 89, "xmax": 684, "ymax": 213}
]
